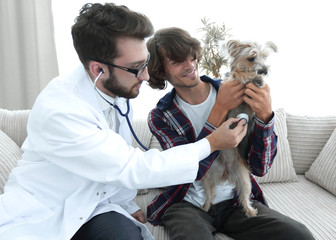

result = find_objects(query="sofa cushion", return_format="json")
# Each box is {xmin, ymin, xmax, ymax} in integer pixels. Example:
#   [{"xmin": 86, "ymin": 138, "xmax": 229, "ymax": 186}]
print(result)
[
  {"xmin": 261, "ymin": 175, "xmax": 336, "ymax": 240},
  {"xmin": 149, "ymin": 135, "xmax": 163, "ymax": 151},
  {"xmin": 131, "ymin": 118, "xmax": 152, "ymax": 150},
  {"xmin": 286, "ymin": 113, "xmax": 336, "ymax": 174},
  {"xmin": 305, "ymin": 128, "xmax": 336, "ymax": 196},
  {"xmin": 254, "ymin": 108, "xmax": 298, "ymax": 183},
  {"xmin": 0, "ymin": 109, "xmax": 30, "ymax": 147},
  {"xmin": 0, "ymin": 129, "xmax": 22, "ymax": 194}
]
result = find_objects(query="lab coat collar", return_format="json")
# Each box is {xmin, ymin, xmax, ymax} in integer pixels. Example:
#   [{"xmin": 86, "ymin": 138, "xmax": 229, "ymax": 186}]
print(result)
[
  {"xmin": 70, "ymin": 65, "xmax": 109, "ymax": 129},
  {"xmin": 93, "ymin": 85, "xmax": 116, "ymax": 113},
  {"xmin": 72, "ymin": 65, "xmax": 132, "ymax": 143}
]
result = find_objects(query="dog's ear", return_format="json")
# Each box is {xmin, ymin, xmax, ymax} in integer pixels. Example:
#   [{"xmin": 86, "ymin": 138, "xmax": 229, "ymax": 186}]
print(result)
[
  {"xmin": 225, "ymin": 40, "xmax": 241, "ymax": 58},
  {"xmin": 265, "ymin": 41, "xmax": 278, "ymax": 53}
]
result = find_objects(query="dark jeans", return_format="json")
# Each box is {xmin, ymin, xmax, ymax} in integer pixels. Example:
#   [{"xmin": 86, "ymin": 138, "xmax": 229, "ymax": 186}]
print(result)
[
  {"xmin": 162, "ymin": 200, "xmax": 315, "ymax": 240},
  {"xmin": 71, "ymin": 211, "xmax": 142, "ymax": 240}
]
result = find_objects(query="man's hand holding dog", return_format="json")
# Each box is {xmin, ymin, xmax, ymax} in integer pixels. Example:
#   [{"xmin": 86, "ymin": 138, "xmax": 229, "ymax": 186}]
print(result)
[
  {"xmin": 244, "ymin": 82, "xmax": 273, "ymax": 124},
  {"xmin": 208, "ymin": 80, "xmax": 245, "ymax": 127}
]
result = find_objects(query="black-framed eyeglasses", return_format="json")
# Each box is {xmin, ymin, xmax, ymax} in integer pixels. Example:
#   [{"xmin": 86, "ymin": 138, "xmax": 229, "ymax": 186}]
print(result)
[{"xmin": 87, "ymin": 53, "xmax": 150, "ymax": 78}]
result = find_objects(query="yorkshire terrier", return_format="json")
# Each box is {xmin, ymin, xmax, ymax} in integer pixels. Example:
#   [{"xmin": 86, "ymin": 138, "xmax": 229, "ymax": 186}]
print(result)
[{"xmin": 202, "ymin": 39, "xmax": 277, "ymax": 217}]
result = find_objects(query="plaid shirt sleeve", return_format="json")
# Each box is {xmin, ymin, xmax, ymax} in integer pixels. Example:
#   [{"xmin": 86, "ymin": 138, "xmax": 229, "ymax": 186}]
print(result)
[
  {"xmin": 247, "ymin": 114, "xmax": 278, "ymax": 176},
  {"xmin": 147, "ymin": 105, "xmax": 220, "ymax": 180}
]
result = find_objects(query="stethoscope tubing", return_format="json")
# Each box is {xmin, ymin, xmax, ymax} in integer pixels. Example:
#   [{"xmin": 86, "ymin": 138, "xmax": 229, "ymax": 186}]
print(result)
[{"xmin": 93, "ymin": 71, "xmax": 149, "ymax": 151}]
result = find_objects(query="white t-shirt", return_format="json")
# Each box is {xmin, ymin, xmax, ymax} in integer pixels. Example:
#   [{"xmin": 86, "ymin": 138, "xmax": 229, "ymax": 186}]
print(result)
[{"xmin": 176, "ymin": 84, "xmax": 235, "ymax": 208}]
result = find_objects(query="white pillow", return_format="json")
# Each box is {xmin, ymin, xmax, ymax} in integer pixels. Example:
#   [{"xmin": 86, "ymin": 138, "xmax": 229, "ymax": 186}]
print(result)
[
  {"xmin": 305, "ymin": 128, "xmax": 336, "ymax": 196},
  {"xmin": 254, "ymin": 108, "xmax": 298, "ymax": 183},
  {"xmin": 286, "ymin": 113, "xmax": 336, "ymax": 174},
  {"xmin": 0, "ymin": 129, "xmax": 22, "ymax": 194}
]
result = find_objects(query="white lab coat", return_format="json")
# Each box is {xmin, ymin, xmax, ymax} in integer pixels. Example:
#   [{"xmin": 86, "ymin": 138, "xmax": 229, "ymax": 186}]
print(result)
[{"xmin": 0, "ymin": 65, "xmax": 211, "ymax": 240}]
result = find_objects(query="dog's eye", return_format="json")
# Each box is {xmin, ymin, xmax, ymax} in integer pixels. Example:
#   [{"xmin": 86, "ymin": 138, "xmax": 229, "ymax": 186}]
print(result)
[{"xmin": 247, "ymin": 57, "xmax": 255, "ymax": 62}]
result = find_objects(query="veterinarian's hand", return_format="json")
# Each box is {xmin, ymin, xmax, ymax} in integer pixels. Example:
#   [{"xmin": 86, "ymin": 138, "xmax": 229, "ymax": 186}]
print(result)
[
  {"xmin": 208, "ymin": 80, "xmax": 245, "ymax": 127},
  {"xmin": 206, "ymin": 118, "xmax": 247, "ymax": 153},
  {"xmin": 244, "ymin": 82, "xmax": 273, "ymax": 124},
  {"xmin": 131, "ymin": 210, "xmax": 146, "ymax": 223}
]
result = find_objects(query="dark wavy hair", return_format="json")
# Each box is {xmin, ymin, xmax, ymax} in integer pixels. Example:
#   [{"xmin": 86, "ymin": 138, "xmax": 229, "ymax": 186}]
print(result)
[
  {"xmin": 71, "ymin": 3, "xmax": 153, "ymax": 69},
  {"xmin": 147, "ymin": 27, "xmax": 202, "ymax": 89}
]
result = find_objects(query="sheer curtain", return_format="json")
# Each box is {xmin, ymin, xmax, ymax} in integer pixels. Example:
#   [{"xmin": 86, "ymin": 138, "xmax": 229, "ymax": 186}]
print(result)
[{"xmin": 0, "ymin": 0, "xmax": 58, "ymax": 110}]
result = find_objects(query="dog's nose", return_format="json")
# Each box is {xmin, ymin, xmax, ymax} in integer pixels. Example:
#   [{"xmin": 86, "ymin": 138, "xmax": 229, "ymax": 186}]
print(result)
[{"xmin": 257, "ymin": 67, "xmax": 268, "ymax": 75}]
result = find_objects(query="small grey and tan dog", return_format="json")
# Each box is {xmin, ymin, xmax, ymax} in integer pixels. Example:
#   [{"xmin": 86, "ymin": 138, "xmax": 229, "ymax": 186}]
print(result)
[{"xmin": 202, "ymin": 39, "xmax": 277, "ymax": 217}]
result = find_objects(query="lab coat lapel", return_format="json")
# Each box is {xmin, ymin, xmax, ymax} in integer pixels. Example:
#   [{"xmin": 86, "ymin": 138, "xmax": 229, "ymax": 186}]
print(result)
[{"xmin": 73, "ymin": 65, "xmax": 109, "ymax": 130}]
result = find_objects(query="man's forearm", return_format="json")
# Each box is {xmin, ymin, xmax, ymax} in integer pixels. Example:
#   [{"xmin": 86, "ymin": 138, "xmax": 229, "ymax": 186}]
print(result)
[{"xmin": 207, "ymin": 104, "xmax": 229, "ymax": 128}]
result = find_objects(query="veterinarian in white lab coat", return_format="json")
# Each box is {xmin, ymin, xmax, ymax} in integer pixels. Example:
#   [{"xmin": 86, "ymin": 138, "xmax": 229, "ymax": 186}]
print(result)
[{"xmin": 0, "ymin": 3, "xmax": 247, "ymax": 240}]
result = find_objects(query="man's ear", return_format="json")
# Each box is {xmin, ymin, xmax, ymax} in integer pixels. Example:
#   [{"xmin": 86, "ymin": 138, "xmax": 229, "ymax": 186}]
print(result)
[{"xmin": 89, "ymin": 62, "xmax": 104, "ymax": 77}]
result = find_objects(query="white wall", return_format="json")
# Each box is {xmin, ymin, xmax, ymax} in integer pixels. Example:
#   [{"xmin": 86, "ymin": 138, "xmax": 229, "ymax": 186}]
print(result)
[{"xmin": 52, "ymin": 0, "xmax": 336, "ymax": 119}]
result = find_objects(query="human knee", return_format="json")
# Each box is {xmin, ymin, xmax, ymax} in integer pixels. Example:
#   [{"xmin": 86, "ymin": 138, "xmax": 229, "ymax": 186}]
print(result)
[
  {"xmin": 162, "ymin": 203, "xmax": 216, "ymax": 240},
  {"xmin": 290, "ymin": 222, "xmax": 315, "ymax": 240},
  {"xmin": 279, "ymin": 221, "xmax": 315, "ymax": 240}
]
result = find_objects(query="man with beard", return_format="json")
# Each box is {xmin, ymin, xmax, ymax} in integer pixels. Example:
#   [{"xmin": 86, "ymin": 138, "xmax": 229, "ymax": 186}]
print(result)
[{"xmin": 0, "ymin": 3, "xmax": 248, "ymax": 240}]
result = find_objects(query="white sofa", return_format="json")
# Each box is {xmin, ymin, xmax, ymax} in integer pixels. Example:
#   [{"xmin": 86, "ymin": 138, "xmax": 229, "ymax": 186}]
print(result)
[{"xmin": 1, "ymin": 108, "xmax": 336, "ymax": 240}]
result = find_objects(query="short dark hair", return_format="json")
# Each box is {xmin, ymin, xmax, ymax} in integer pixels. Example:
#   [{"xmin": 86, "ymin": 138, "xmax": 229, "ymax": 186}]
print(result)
[
  {"xmin": 71, "ymin": 3, "xmax": 154, "ymax": 70},
  {"xmin": 147, "ymin": 27, "xmax": 202, "ymax": 89}
]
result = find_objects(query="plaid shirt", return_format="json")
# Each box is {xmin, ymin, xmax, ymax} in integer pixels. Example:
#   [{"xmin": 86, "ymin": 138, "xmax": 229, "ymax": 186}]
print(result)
[{"xmin": 146, "ymin": 76, "xmax": 278, "ymax": 226}]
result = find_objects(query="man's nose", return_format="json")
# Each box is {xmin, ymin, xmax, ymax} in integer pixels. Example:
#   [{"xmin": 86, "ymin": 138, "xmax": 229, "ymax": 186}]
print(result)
[
  {"xmin": 183, "ymin": 59, "xmax": 196, "ymax": 69},
  {"xmin": 138, "ymin": 66, "xmax": 149, "ymax": 81}
]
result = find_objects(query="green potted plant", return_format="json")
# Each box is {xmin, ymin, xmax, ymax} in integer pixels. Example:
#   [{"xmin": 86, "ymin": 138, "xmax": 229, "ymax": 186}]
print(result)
[{"xmin": 199, "ymin": 18, "xmax": 230, "ymax": 79}]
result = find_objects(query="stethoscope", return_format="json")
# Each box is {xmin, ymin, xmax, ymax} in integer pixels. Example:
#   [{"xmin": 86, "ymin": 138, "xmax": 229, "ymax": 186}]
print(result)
[{"xmin": 93, "ymin": 70, "xmax": 149, "ymax": 151}]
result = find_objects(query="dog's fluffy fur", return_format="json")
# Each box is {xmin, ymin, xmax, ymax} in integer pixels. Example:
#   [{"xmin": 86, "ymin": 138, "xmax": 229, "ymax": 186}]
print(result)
[{"xmin": 202, "ymin": 40, "xmax": 277, "ymax": 217}]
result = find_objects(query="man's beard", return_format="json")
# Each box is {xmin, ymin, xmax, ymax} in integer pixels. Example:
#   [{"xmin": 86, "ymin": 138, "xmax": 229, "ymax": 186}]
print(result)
[
  {"xmin": 166, "ymin": 72, "xmax": 200, "ymax": 89},
  {"xmin": 103, "ymin": 71, "xmax": 139, "ymax": 99}
]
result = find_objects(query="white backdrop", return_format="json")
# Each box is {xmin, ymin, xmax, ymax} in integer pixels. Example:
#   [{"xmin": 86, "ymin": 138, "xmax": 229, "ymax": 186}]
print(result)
[{"xmin": 52, "ymin": 0, "xmax": 336, "ymax": 119}]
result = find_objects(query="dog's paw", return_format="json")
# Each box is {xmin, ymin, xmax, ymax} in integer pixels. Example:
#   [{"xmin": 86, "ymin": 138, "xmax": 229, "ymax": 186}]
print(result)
[
  {"xmin": 246, "ymin": 206, "xmax": 258, "ymax": 217},
  {"xmin": 202, "ymin": 202, "xmax": 211, "ymax": 212}
]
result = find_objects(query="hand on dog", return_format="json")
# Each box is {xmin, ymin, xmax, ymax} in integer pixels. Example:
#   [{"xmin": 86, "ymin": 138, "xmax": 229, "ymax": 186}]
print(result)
[
  {"xmin": 219, "ymin": 80, "xmax": 246, "ymax": 111},
  {"xmin": 131, "ymin": 210, "xmax": 146, "ymax": 223},
  {"xmin": 206, "ymin": 117, "xmax": 247, "ymax": 153},
  {"xmin": 244, "ymin": 82, "xmax": 273, "ymax": 124},
  {"xmin": 208, "ymin": 80, "xmax": 245, "ymax": 127}
]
